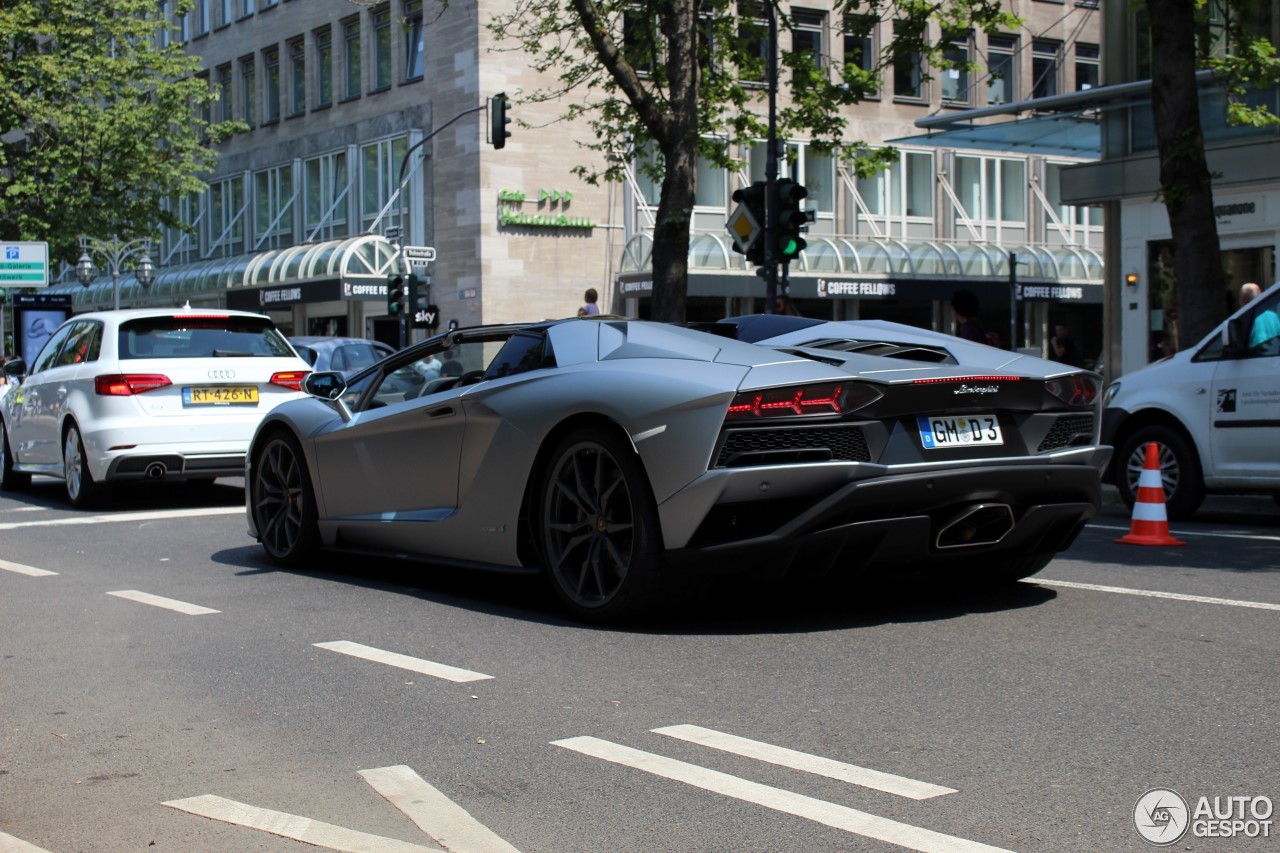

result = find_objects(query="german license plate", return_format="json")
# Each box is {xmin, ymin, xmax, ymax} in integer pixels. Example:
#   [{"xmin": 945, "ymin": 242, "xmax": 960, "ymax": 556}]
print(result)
[
  {"xmin": 918, "ymin": 414, "xmax": 1002, "ymax": 449},
  {"xmin": 183, "ymin": 386, "xmax": 259, "ymax": 406}
]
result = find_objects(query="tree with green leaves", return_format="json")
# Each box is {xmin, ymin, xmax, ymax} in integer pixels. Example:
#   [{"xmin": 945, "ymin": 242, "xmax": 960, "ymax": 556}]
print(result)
[
  {"xmin": 489, "ymin": 0, "xmax": 1019, "ymax": 322},
  {"xmin": 1146, "ymin": 0, "xmax": 1280, "ymax": 349},
  {"xmin": 0, "ymin": 0, "xmax": 241, "ymax": 268}
]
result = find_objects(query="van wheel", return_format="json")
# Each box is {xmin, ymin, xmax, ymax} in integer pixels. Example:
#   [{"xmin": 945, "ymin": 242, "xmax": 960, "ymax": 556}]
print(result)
[{"xmin": 1116, "ymin": 426, "xmax": 1203, "ymax": 521}]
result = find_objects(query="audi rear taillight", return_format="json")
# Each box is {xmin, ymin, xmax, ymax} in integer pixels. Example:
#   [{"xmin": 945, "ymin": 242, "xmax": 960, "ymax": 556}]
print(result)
[
  {"xmin": 95, "ymin": 374, "xmax": 172, "ymax": 396},
  {"xmin": 725, "ymin": 382, "xmax": 882, "ymax": 420},
  {"xmin": 269, "ymin": 371, "xmax": 310, "ymax": 391},
  {"xmin": 1046, "ymin": 374, "xmax": 1101, "ymax": 407}
]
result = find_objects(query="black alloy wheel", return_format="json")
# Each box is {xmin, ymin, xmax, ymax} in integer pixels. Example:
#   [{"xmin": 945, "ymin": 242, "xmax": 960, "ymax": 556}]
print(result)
[
  {"xmin": 540, "ymin": 427, "xmax": 663, "ymax": 622},
  {"xmin": 1116, "ymin": 425, "xmax": 1204, "ymax": 521},
  {"xmin": 252, "ymin": 433, "xmax": 320, "ymax": 565},
  {"xmin": 1, "ymin": 420, "xmax": 31, "ymax": 490}
]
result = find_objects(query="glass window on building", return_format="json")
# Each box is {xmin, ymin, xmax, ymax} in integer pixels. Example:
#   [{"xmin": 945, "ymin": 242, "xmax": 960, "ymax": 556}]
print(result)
[
  {"xmin": 1045, "ymin": 162, "xmax": 1103, "ymax": 227},
  {"xmin": 955, "ymin": 155, "xmax": 1025, "ymax": 224},
  {"xmin": 623, "ymin": 5, "xmax": 659, "ymax": 77},
  {"xmin": 941, "ymin": 30, "xmax": 970, "ymax": 105},
  {"xmin": 892, "ymin": 20, "xmax": 924, "ymax": 100},
  {"xmin": 695, "ymin": 146, "xmax": 727, "ymax": 209},
  {"xmin": 842, "ymin": 14, "xmax": 877, "ymax": 96},
  {"xmin": 997, "ymin": 159, "xmax": 1025, "ymax": 222},
  {"xmin": 1075, "ymin": 43, "xmax": 1099, "ymax": 91},
  {"xmin": 343, "ymin": 19, "xmax": 361, "ymax": 100},
  {"xmin": 240, "ymin": 55, "xmax": 256, "ymax": 126},
  {"xmin": 856, "ymin": 150, "xmax": 932, "ymax": 219},
  {"xmin": 262, "ymin": 0, "xmax": 276, "ymax": 8},
  {"xmin": 360, "ymin": 136, "xmax": 409, "ymax": 232},
  {"xmin": 304, "ymin": 152, "xmax": 349, "ymax": 238},
  {"xmin": 987, "ymin": 35, "xmax": 1016, "ymax": 105},
  {"xmin": 404, "ymin": 0, "xmax": 425, "ymax": 80},
  {"xmin": 263, "ymin": 46, "xmax": 281, "ymax": 123},
  {"xmin": 373, "ymin": 7, "xmax": 392, "ymax": 90},
  {"xmin": 194, "ymin": 0, "xmax": 209, "ymax": 36},
  {"xmin": 158, "ymin": 1, "xmax": 172, "ymax": 49},
  {"xmin": 240, "ymin": 0, "xmax": 253, "ymax": 18},
  {"xmin": 315, "ymin": 28, "xmax": 333, "ymax": 107},
  {"xmin": 791, "ymin": 9, "xmax": 825, "ymax": 88},
  {"xmin": 737, "ymin": 1, "xmax": 768, "ymax": 84},
  {"xmin": 207, "ymin": 177, "xmax": 245, "ymax": 255},
  {"xmin": 289, "ymin": 39, "xmax": 305, "ymax": 115},
  {"xmin": 633, "ymin": 147, "xmax": 663, "ymax": 206},
  {"xmin": 217, "ymin": 0, "xmax": 230, "ymax": 28},
  {"xmin": 216, "ymin": 64, "xmax": 232, "ymax": 123},
  {"xmin": 254, "ymin": 165, "xmax": 295, "ymax": 245},
  {"xmin": 1032, "ymin": 40, "xmax": 1060, "ymax": 99}
]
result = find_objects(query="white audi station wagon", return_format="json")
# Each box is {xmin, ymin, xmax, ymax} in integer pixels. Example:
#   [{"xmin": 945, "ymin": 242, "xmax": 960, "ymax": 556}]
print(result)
[{"xmin": 0, "ymin": 308, "xmax": 311, "ymax": 507}]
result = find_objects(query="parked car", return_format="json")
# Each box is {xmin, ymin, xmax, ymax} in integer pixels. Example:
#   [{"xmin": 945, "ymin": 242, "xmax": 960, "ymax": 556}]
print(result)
[
  {"xmin": 246, "ymin": 313, "xmax": 1109, "ymax": 622},
  {"xmin": 0, "ymin": 308, "xmax": 311, "ymax": 507},
  {"xmin": 288, "ymin": 336, "xmax": 395, "ymax": 376},
  {"xmin": 1102, "ymin": 280, "xmax": 1280, "ymax": 519}
]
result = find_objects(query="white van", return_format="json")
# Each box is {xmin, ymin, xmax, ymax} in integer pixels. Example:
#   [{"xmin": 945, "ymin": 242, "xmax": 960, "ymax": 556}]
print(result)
[{"xmin": 1101, "ymin": 281, "xmax": 1280, "ymax": 519}]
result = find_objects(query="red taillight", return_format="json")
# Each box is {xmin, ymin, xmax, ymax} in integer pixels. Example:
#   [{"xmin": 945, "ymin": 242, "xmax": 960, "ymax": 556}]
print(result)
[
  {"xmin": 726, "ymin": 382, "xmax": 881, "ymax": 420},
  {"xmin": 270, "ymin": 371, "xmax": 310, "ymax": 391},
  {"xmin": 1046, "ymin": 374, "xmax": 1101, "ymax": 407},
  {"xmin": 912, "ymin": 375, "xmax": 1021, "ymax": 384},
  {"xmin": 95, "ymin": 374, "xmax": 172, "ymax": 396}
]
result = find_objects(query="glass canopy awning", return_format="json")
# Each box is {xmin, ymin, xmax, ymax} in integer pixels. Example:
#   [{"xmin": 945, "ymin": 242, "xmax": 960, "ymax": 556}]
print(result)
[{"xmin": 44, "ymin": 234, "xmax": 399, "ymax": 311}]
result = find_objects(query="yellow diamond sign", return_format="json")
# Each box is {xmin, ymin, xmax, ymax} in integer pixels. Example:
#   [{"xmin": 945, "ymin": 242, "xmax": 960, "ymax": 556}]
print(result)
[{"xmin": 726, "ymin": 204, "xmax": 761, "ymax": 253}]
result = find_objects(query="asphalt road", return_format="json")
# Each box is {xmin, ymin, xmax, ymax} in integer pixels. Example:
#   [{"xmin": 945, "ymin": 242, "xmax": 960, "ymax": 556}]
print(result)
[{"xmin": 2, "ymin": 478, "xmax": 1277, "ymax": 853}]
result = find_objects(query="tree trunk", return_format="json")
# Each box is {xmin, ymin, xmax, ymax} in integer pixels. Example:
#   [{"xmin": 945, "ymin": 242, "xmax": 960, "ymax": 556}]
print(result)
[
  {"xmin": 648, "ymin": 0, "xmax": 698, "ymax": 324},
  {"xmin": 1147, "ymin": 0, "xmax": 1226, "ymax": 350}
]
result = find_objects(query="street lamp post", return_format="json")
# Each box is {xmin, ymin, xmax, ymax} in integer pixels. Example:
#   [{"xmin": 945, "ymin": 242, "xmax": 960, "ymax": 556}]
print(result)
[{"xmin": 74, "ymin": 235, "xmax": 156, "ymax": 311}]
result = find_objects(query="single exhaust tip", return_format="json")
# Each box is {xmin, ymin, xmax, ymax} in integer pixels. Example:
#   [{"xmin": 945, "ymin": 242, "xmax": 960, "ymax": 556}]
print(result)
[
  {"xmin": 144, "ymin": 462, "xmax": 168, "ymax": 479},
  {"xmin": 936, "ymin": 503, "xmax": 1015, "ymax": 549}
]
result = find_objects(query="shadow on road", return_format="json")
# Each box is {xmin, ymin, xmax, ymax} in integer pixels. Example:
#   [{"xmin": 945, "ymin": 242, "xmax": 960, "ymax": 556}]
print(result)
[
  {"xmin": 10, "ymin": 475, "xmax": 245, "ymax": 512},
  {"xmin": 212, "ymin": 542, "xmax": 1058, "ymax": 636}
]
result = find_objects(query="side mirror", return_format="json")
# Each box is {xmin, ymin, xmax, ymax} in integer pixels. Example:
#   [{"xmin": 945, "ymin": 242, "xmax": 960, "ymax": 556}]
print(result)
[
  {"xmin": 2, "ymin": 358, "xmax": 27, "ymax": 379},
  {"xmin": 303, "ymin": 371, "xmax": 347, "ymax": 400}
]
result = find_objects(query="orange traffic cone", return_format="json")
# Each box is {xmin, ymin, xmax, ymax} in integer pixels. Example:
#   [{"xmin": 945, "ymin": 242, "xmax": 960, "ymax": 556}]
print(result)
[{"xmin": 1116, "ymin": 442, "xmax": 1186, "ymax": 546}]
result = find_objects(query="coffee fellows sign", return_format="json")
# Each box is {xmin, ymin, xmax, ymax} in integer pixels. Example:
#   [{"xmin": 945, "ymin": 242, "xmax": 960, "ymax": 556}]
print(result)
[{"xmin": 497, "ymin": 188, "xmax": 594, "ymax": 230}]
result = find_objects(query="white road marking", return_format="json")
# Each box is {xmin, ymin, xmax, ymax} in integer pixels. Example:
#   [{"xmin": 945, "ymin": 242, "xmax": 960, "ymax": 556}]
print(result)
[
  {"xmin": 0, "ymin": 506, "xmax": 241, "ymax": 531},
  {"xmin": 360, "ymin": 765, "xmax": 521, "ymax": 853},
  {"xmin": 163, "ymin": 794, "xmax": 437, "ymax": 852},
  {"xmin": 315, "ymin": 641, "xmax": 493, "ymax": 683},
  {"xmin": 1025, "ymin": 578, "xmax": 1280, "ymax": 612},
  {"xmin": 1089, "ymin": 522, "xmax": 1280, "ymax": 543},
  {"xmin": 553, "ymin": 736, "xmax": 1012, "ymax": 853},
  {"xmin": 106, "ymin": 590, "xmax": 220, "ymax": 616},
  {"xmin": 0, "ymin": 831, "xmax": 54, "ymax": 852},
  {"xmin": 0, "ymin": 506, "xmax": 45, "ymax": 513},
  {"xmin": 0, "ymin": 559, "xmax": 57, "ymax": 577},
  {"xmin": 653, "ymin": 724, "xmax": 956, "ymax": 800}
]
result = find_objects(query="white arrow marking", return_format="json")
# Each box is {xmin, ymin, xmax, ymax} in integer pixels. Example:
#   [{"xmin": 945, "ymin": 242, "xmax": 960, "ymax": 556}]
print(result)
[
  {"xmin": 653, "ymin": 725, "xmax": 956, "ymax": 799},
  {"xmin": 554, "ymin": 736, "xmax": 1012, "ymax": 853}
]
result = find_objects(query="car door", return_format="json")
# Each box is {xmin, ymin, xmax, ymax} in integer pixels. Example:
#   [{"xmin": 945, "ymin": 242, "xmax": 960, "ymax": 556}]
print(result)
[
  {"xmin": 9, "ymin": 321, "xmax": 78, "ymax": 467},
  {"xmin": 1209, "ymin": 291, "xmax": 1280, "ymax": 483},
  {"xmin": 312, "ymin": 342, "xmax": 484, "ymax": 527}
]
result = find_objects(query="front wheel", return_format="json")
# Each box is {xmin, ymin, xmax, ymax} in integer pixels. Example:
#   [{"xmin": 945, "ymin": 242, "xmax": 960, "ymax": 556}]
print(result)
[
  {"xmin": 64, "ymin": 424, "xmax": 106, "ymax": 508},
  {"xmin": 1116, "ymin": 426, "xmax": 1204, "ymax": 521},
  {"xmin": 539, "ymin": 427, "xmax": 664, "ymax": 623},
  {"xmin": 1, "ymin": 420, "xmax": 31, "ymax": 490},
  {"xmin": 251, "ymin": 433, "xmax": 320, "ymax": 566}
]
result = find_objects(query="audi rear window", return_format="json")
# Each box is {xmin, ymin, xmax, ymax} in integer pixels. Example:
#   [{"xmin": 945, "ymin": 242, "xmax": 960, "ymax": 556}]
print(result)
[{"xmin": 119, "ymin": 316, "xmax": 295, "ymax": 359}]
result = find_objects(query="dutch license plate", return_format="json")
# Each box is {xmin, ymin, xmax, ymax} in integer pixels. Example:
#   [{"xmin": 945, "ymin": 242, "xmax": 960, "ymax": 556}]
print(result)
[
  {"xmin": 183, "ymin": 386, "xmax": 259, "ymax": 406},
  {"xmin": 918, "ymin": 414, "xmax": 1003, "ymax": 449}
]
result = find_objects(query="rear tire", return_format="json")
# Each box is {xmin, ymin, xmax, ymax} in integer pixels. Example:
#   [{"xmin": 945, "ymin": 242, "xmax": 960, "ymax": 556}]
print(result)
[
  {"xmin": 251, "ymin": 433, "xmax": 320, "ymax": 566},
  {"xmin": 1, "ymin": 420, "xmax": 31, "ymax": 490},
  {"xmin": 539, "ymin": 427, "xmax": 664, "ymax": 623},
  {"xmin": 1116, "ymin": 425, "xmax": 1204, "ymax": 521},
  {"xmin": 63, "ymin": 423, "xmax": 106, "ymax": 508}
]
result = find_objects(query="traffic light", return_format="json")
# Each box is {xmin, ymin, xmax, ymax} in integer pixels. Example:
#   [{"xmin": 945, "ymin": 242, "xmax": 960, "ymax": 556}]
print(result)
[
  {"xmin": 386, "ymin": 273, "xmax": 406, "ymax": 316},
  {"xmin": 490, "ymin": 92, "xmax": 512, "ymax": 150},
  {"xmin": 773, "ymin": 179, "xmax": 808, "ymax": 261},
  {"xmin": 730, "ymin": 182, "xmax": 767, "ymax": 266}
]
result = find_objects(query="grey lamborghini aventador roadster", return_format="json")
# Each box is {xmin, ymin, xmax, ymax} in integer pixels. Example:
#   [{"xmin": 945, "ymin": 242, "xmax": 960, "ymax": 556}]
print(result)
[{"xmin": 246, "ymin": 313, "xmax": 1111, "ymax": 622}]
